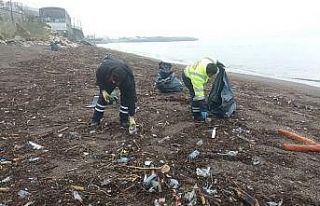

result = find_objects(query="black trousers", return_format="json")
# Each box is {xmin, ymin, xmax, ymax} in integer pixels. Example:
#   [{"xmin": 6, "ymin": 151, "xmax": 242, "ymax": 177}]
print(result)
[{"xmin": 92, "ymin": 85, "xmax": 129, "ymax": 125}]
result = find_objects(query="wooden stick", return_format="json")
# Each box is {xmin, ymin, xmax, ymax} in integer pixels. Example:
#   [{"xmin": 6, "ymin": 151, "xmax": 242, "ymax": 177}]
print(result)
[
  {"xmin": 233, "ymin": 187, "xmax": 260, "ymax": 206},
  {"xmin": 283, "ymin": 144, "xmax": 320, "ymax": 152},
  {"xmin": 278, "ymin": 129, "xmax": 317, "ymax": 145},
  {"xmin": 117, "ymin": 164, "xmax": 170, "ymax": 173}
]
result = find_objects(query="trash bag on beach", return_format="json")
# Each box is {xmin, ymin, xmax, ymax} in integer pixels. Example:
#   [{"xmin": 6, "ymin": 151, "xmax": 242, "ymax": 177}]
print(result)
[
  {"xmin": 50, "ymin": 41, "xmax": 59, "ymax": 51},
  {"xmin": 155, "ymin": 61, "xmax": 183, "ymax": 93},
  {"xmin": 208, "ymin": 67, "xmax": 236, "ymax": 117}
]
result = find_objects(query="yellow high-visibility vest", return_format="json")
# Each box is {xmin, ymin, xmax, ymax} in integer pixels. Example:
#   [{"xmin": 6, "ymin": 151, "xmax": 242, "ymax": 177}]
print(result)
[{"xmin": 184, "ymin": 58, "xmax": 215, "ymax": 100}]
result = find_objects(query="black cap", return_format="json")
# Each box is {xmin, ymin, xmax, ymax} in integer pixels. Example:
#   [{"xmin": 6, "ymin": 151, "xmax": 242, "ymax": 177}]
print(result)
[{"xmin": 206, "ymin": 63, "xmax": 218, "ymax": 76}]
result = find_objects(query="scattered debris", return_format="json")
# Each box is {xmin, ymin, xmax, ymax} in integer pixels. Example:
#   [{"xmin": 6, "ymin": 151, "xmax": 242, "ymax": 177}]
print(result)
[
  {"xmin": 196, "ymin": 167, "xmax": 211, "ymax": 177},
  {"xmin": 154, "ymin": 197, "xmax": 166, "ymax": 206},
  {"xmin": 203, "ymin": 183, "xmax": 217, "ymax": 195},
  {"xmin": 225, "ymin": 150, "xmax": 239, "ymax": 157},
  {"xmin": 211, "ymin": 127, "xmax": 217, "ymax": 139},
  {"xmin": 116, "ymin": 157, "xmax": 130, "ymax": 164},
  {"xmin": 188, "ymin": 150, "xmax": 200, "ymax": 160},
  {"xmin": 233, "ymin": 187, "xmax": 260, "ymax": 206},
  {"xmin": 0, "ymin": 187, "xmax": 10, "ymax": 192},
  {"xmin": 70, "ymin": 185, "xmax": 85, "ymax": 191},
  {"xmin": 266, "ymin": 199, "xmax": 283, "ymax": 206},
  {"xmin": 143, "ymin": 174, "xmax": 161, "ymax": 192},
  {"xmin": 183, "ymin": 189, "xmax": 197, "ymax": 206},
  {"xmin": 28, "ymin": 157, "xmax": 40, "ymax": 162},
  {"xmin": 168, "ymin": 178, "xmax": 180, "ymax": 189},
  {"xmin": 73, "ymin": 191, "xmax": 83, "ymax": 203},
  {"xmin": 1, "ymin": 177, "xmax": 11, "ymax": 183},
  {"xmin": 196, "ymin": 139, "xmax": 203, "ymax": 146},
  {"xmin": 28, "ymin": 141, "xmax": 44, "ymax": 150},
  {"xmin": 144, "ymin": 160, "xmax": 153, "ymax": 166},
  {"xmin": 100, "ymin": 178, "xmax": 112, "ymax": 187},
  {"xmin": 18, "ymin": 190, "xmax": 31, "ymax": 199},
  {"xmin": 252, "ymin": 157, "xmax": 261, "ymax": 165},
  {"xmin": 158, "ymin": 136, "xmax": 170, "ymax": 143},
  {"xmin": 118, "ymin": 164, "xmax": 171, "ymax": 174}
]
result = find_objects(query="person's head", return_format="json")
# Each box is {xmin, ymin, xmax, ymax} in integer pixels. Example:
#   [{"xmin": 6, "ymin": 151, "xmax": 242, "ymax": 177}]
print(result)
[
  {"xmin": 109, "ymin": 68, "xmax": 126, "ymax": 86},
  {"xmin": 206, "ymin": 63, "xmax": 219, "ymax": 77}
]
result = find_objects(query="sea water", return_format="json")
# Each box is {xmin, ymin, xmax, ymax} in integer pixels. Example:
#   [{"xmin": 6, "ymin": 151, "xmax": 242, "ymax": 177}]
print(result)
[{"xmin": 99, "ymin": 37, "xmax": 320, "ymax": 88}]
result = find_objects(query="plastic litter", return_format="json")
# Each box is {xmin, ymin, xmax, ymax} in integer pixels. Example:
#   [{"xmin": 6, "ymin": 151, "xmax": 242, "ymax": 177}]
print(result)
[
  {"xmin": 266, "ymin": 199, "xmax": 283, "ymax": 206},
  {"xmin": 168, "ymin": 178, "xmax": 180, "ymax": 189},
  {"xmin": 18, "ymin": 190, "xmax": 31, "ymax": 199},
  {"xmin": 144, "ymin": 160, "xmax": 153, "ymax": 166},
  {"xmin": 100, "ymin": 178, "xmax": 112, "ymax": 187},
  {"xmin": 211, "ymin": 127, "xmax": 217, "ymax": 139},
  {"xmin": 28, "ymin": 157, "xmax": 40, "ymax": 162},
  {"xmin": 28, "ymin": 141, "xmax": 44, "ymax": 150},
  {"xmin": 143, "ymin": 174, "xmax": 161, "ymax": 192},
  {"xmin": 203, "ymin": 183, "xmax": 217, "ymax": 195},
  {"xmin": 183, "ymin": 189, "xmax": 197, "ymax": 206},
  {"xmin": 225, "ymin": 150, "xmax": 238, "ymax": 157},
  {"xmin": 1, "ymin": 177, "xmax": 11, "ymax": 183},
  {"xmin": 73, "ymin": 191, "xmax": 83, "ymax": 202},
  {"xmin": 196, "ymin": 140, "xmax": 203, "ymax": 146},
  {"xmin": 116, "ymin": 157, "xmax": 130, "ymax": 164},
  {"xmin": 188, "ymin": 150, "xmax": 200, "ymax": 160},
  {"xmin": 196, "ymin": 167, "xmax": 211, "ymax": 177}
]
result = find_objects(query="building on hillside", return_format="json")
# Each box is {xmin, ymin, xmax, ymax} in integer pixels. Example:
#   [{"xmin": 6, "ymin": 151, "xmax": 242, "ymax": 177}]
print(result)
[
  {"xmin": 39, "ymin": 7, "xmax": 72, "ymax": 37},
  {"xmin": 39, "ymin": 7, "xmax": 84, "ymax": 40}
]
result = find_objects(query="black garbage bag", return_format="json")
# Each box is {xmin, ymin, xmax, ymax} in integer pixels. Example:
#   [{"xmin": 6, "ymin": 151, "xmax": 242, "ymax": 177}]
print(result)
[
  {"xmin": 155, "ymin": 61, "xmax": 183, "ymax": 93},
  {"xmin": 208, "ymin": 67, "xmax": 236, "ymax": 117}
]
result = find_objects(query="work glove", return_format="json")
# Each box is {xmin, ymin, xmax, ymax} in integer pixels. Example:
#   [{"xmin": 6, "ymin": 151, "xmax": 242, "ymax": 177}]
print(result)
[
  {"xmin": 128, "ymin": 116, "xmax": 137, "ymax": 135},
  {"xmin": 102, "ymin": 90, "xmax": 112, "ymax": 104}
]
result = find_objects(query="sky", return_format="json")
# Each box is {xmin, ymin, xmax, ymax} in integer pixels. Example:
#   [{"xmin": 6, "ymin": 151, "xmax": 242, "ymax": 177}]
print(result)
[{"xmin": 16, "ymin": 0, "xmax": 320, "ymax": 39}]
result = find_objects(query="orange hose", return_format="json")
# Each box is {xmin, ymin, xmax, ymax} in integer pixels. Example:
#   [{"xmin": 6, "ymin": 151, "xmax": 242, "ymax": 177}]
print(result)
[
  {"xmin": 278, "ymin": 129, "xmax": 316, "ymax": 145},
  {"xmin": 283, "ymin": 144, "xmax": 320, "ymax": 152}
]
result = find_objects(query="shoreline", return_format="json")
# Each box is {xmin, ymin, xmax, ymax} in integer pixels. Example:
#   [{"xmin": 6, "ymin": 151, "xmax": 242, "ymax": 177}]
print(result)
[{"xmin": 98, "ymin": 43, "xmax": 320, "ymax": 89}]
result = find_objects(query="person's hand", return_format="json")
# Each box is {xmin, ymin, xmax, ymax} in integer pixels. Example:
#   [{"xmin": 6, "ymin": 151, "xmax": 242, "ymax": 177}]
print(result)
[
  {"xmin": 128, "ymin": 116, "xmax": 137, "ymax": 135},
  {"xmin": 102, "ymin": 90, "xmax": 112, "ymax": 104},
  {"xmin": 201, "ymin": 111, "xmax": 208, "ymax": 121}
]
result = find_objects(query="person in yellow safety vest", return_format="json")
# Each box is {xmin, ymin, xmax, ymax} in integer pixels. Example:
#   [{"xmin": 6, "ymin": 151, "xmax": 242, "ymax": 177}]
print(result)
[{"xmin": 182, "ymin": 57, "xmax": 225, "ymax": 121}]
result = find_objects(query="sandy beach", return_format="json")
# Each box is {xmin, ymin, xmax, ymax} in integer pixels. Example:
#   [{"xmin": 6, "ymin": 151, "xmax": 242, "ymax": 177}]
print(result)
[{"xmin": 0, "ymin": 45, "xmax": 319, "ymax": 205}]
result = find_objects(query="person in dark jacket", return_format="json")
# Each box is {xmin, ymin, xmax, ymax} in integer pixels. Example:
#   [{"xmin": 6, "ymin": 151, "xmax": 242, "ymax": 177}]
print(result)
[{"xmin": 91, "ymin": 55, "xmax": 137, "ymax": 134}]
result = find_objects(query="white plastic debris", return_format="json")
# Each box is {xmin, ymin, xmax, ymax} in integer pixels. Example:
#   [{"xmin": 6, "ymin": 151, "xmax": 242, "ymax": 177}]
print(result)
[
  {"xmin": 73, "ymin": 191, "xmax": 83, "ymax": 202},
  {"xmin": 18, "ymin": 190, "xmax": 31, "ymax": 199},
  {"xmin": 168, "ymin": 178, "xmax": 180, "ymax": 189},
  {"xmin": 100, "ymin": 178, "xmax": 112, "ymax": 187},
  {"xmin": 24, "ymin": 201, "xmax": 35, "ymax": 206},
  {"xmin": 196, "ymin": 167, "xmax": 211, "ymax": 177},
  {"xmin": 266, "ymin": 199, "xmax": 283, "ymax": 206},
  {"xmin": 226, "ymin": 151, "xmax": 238, "ymax": 157},
  {"xmin": 188, "ymin": 150, "xmax": 200, "ymax": 160},
  {"xmin": 196, "ymin": 140, "xmax": 203, "ymax": 146},
  {"xmin": 28, "ymin": 157, "xmax": 40, "ymax": 162},
  {"xmin": 183, "ymin": 189, "xmax": 197, "ymax": 206},
  {"xmin": 211, "ymin": 127, "xmax": 217, "ymax": 139},
  {"xmin": 144, "ymin": 160, "xmax": 153, "ymax": 166},
  {"xmin": 203, "ymin": 183, "xmax": 217, "ymax": 195},
  {"xmin": 28, "ymin": 141, "xmax": 44, "ymax": 150},
  {"xmin": 1, "ymin": 176, "xmax": 11, "ymax": 183}
]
